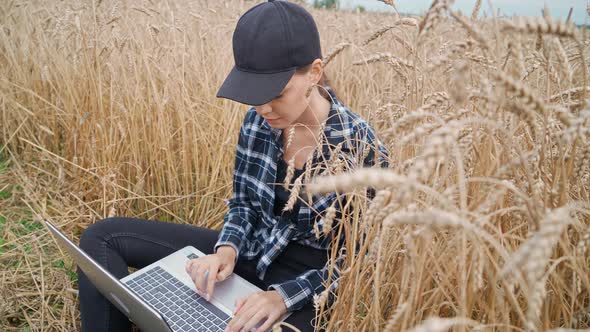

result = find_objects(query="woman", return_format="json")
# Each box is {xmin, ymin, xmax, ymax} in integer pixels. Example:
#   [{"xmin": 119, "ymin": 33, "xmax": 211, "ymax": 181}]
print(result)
[{"xmin": 77, "ymin": 1, "xmax": 388, "ymax": 332}]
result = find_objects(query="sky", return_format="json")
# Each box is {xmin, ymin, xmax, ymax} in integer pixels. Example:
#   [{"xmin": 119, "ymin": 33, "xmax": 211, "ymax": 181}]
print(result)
[{"xmin": 316, "ymin": 0, "xmax": 589, "ymax": 25}]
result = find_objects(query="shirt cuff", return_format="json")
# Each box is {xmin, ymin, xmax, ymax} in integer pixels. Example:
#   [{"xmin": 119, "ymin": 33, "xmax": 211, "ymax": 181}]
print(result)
[
  {"xmin": 267, "ymin": 278, "xmax": 313, "ymax": 312},
  {"xmin": 214, "ymin": 238, "xmax": 241, "ymax": 264}
]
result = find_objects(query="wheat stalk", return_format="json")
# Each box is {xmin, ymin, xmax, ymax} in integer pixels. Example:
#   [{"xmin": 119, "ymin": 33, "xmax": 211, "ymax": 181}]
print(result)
[
  {"xmin": 525, "ymin": 273, "xmax": 549, "ymax": 332},
  {"xmin": 322, "ymin": 204, "xmax": 337, "ymax": 235},
  {"xmin": 448, "ymin": 10, "xmax": 490, "ymax": 51},
  {"xmin": 499, "ymin": 207, "xmax": 575, "ymax": 284},
  {"xmin": 322, "ymin": 42, "xmax": 350, "ymax": 66},
  {"xmin": 352, "ymin": 52, "xmax": 415, "ymax": 69},
  {"xmin": 383, "ymin": 208, "xmax": 477, "ymax": 231},
  {"xmin": 576, "ymin": 229, "xmax": 590, "ymax": 257},
  {"xmin": 549, "ymin": 86, "xmax": 590, "ymax": 103},
  {"xmin": 383, "ymin": 302, "xmax": 408, "ymax": 332},
  {"xmin": 307, "ymin": 169, "xmax": 411, "ymax": 194},
  {"xmin": 407, "ymin": 317, "xmax": 477, "ymax": 332},
  {"xmin": 362, "ymin": 189, "xmax": 391, "ymax": 226},
  {"xmin": 470, "ymin": 0, "xmax": 482, "ymax": 20},
  {"xmin": 427, "ymin": 39, "xmax": 475, "ymax": 71},
  {"xmin": 283, "ymin": 174, "xmax": 303, "ymax": 212},
  {"xmin": 551, "ymin": 37, "xmax": 573, "ymax": 84},
  {"xmin": 493, "ymin": 70, "xmax": 548, "ymax": 116},
  {"xmin": 361, "ymin": 18, "xmax": 418, "ymax": 46},
  {"xmin": 418, "ymin": 0, "xmax": 450, "ymax": 38},
  {"xmin": 283, "ymin": 157, "xmax": 296, "ymax": 190},
  {"xmin": 502, "ymin": 16, "xmax": 578, "ymax": 39}
]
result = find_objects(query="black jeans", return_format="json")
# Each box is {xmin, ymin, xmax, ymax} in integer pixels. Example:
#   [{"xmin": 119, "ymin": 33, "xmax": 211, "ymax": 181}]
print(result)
[{"xmin": 77, "ymin": 217, "xmax": 329, "ymax": 332}]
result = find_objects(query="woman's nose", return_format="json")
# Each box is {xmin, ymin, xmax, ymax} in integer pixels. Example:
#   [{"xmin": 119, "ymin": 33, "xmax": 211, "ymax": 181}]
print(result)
[{"xmin": 255, "ymin": 103, "xmax": 272, "ymax": 116}]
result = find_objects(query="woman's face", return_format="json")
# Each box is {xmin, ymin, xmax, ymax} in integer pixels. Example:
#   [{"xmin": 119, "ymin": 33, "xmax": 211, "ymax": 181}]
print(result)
[{"xmin": 254, "ymin": 71, "xmax": 310, "ymax": 129}]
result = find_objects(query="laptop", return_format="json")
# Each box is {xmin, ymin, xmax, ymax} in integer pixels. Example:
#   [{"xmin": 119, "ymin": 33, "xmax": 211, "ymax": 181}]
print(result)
[{"xmin": 44, "ymin": 220, "xmax": 291, "ymax": 332}]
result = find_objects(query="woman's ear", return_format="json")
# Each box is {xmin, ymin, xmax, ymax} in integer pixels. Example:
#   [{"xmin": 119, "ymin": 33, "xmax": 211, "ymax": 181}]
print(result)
[{"xmin": 309, "ymin": 58, "xmax": 323, "ymax": 84}]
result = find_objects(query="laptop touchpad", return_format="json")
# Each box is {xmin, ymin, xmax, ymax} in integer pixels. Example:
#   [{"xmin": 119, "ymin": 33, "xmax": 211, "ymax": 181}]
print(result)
[{"xmin": 185, "ymin": 252, "xmax": 260, "ymax": 312}]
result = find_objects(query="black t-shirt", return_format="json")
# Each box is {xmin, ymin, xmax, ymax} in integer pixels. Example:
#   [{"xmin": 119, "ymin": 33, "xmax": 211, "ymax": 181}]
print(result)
[{"xmin": 274, "ymin": 157, "xmax": 305, "ymax": 218}]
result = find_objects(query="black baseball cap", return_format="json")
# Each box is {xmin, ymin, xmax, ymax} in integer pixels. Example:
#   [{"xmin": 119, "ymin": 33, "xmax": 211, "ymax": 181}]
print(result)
[{"xmin": 216, "ymin": 0, "xmax": 322, "ymax": 106}]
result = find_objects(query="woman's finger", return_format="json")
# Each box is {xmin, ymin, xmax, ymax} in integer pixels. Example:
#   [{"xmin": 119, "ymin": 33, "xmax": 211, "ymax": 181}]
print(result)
[
  {"xmin": 205, "ymin": 262, "xmax": 220, "ymax": 301},
  {"xmin": 185, "ymin": 259, "xmax": 193, "ymax": 273},
  {"xmin": 187, "ymin": 260, "xmax": 200, "ymax": 283},
  {"xmin": 217, "ymin": 263, "xmax": 232, "ymax": 282},
  {"xmin": 227, "ymin": 296, "xmax": 253, "ymax": 332},
  {"xmin": 192, "ymin": 264, "xmax": 209, "ymax": 294},
  {"xmin": 233, "ymin": 296, "xmax": 246, "ymax": 315},
  {"xmin": 255, "ymin": 311, "xmax": 281, "ymax": 332},
  {"xmin": 229, "ymin": 302, "xmax": 259, "ymax": 332},
  {"xmin": 242, "ymin": 310, "xmax": 268, "ymax": 332}
]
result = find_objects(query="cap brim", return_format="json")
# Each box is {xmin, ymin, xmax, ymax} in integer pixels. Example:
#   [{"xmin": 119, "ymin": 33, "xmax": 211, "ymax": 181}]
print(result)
[{"xmin": 216, "ymin": 66, "xmax": 296, "ymax": 106}]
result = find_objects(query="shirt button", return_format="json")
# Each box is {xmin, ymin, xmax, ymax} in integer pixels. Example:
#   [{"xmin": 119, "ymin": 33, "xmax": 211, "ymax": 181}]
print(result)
[{"xmin": 274, "ymin": 245, "xmax": 281, "ymax": 250}]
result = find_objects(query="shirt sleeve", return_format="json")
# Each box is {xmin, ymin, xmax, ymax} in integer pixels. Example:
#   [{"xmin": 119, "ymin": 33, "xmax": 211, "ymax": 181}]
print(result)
[
  {"xmin": 268, "ymin": 121, "xmax": 389, "ymax": 311},
  {"xmin": 267, "ymin": 248, "xmax": 345, "ymax": 312},
  {"xmin": 214, "ymin": 116, "xmax": 259, "ymax": 262}
]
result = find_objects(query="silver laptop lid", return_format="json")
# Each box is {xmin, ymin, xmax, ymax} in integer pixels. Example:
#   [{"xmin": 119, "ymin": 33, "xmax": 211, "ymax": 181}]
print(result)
[{"xmin": 44, "ymin": 220, "xmax": 173, "ymax": 332}]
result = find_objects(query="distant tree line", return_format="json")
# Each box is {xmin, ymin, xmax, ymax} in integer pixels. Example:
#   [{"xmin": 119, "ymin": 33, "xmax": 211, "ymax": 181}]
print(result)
[{"xmin": 313, "ymin": 0, "xmax": 339, "ymax": 10}]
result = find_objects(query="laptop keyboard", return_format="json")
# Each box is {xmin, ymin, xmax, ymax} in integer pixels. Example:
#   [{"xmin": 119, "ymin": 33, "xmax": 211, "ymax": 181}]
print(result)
[{"xmin": 124, "ymin": 265, "xmax": 231, "ymax": 332}]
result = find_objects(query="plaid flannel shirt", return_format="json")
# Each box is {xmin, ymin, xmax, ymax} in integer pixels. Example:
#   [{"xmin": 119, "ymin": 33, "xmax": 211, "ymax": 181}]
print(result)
[{"xmin": 213, "ymin": 87, "xmax": 389, "ymax": 312}]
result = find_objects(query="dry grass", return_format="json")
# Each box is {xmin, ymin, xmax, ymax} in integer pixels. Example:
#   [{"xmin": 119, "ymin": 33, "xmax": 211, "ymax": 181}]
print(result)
[{"xmin": 1, "ymin": 0, "xmax": 589, "ymax": 331}]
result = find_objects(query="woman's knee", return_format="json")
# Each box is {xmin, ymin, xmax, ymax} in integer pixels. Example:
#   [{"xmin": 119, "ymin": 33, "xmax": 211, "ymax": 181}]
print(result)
[{"xmin": 79, "ymin": 217, "xmax": 130, "ymax": 251}]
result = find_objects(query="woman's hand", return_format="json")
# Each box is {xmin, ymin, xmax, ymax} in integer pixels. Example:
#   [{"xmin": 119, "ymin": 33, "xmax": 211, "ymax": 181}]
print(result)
[
  {"xmin": 225, "ymin": 290, "xmax": 287, "ymax": 332},
  {"xmin": 185, "ymin": 246, "xmax": 237, "ymax": 301}
]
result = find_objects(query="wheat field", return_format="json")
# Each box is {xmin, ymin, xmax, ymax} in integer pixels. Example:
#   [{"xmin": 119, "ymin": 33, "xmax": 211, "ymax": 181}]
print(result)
[{"xmin": 1, "ymin": 0, "xmax": 589, "ymax": 331}]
